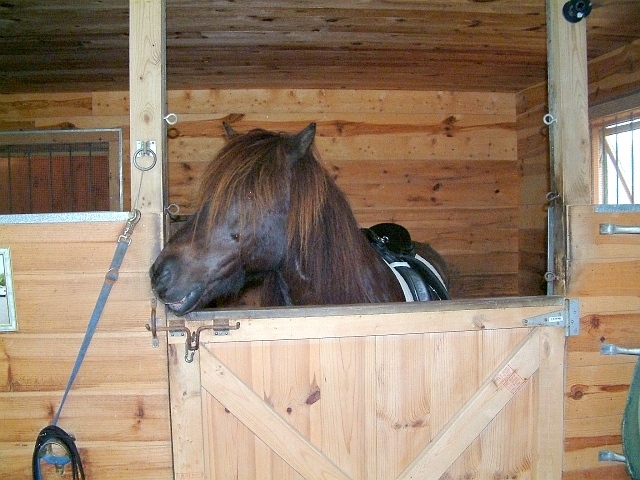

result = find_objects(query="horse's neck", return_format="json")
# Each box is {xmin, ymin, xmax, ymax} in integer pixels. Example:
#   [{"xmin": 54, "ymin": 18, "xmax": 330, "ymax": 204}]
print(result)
[{"xmin": 275, "ymin": 239, "xmax": 405, "ymax": 305}]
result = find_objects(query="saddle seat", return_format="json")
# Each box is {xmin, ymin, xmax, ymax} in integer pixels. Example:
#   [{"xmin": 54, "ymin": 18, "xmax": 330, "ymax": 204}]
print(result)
[{"xmin": 364, "ymin": 223, "xmax": 450, "ymax": 301}]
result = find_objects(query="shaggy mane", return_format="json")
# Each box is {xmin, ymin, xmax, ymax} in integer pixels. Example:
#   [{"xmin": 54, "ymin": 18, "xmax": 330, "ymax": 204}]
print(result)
[{"xmin": 196, "ymin": 127, "xmax": 376, "ymax": 303}]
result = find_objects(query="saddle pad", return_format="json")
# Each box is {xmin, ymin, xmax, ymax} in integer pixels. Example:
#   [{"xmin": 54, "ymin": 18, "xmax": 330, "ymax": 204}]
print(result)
[{"xmin": 623, "ymin": 358, "xmax": 640, "ymax": 479}]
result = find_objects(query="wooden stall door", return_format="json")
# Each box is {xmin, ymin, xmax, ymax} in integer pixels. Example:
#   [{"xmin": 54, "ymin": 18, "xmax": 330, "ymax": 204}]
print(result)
[
  {"xmin": 565, "ymin": 206, "xmax": 640, "ymax": 479},
  {"xmin": 167, "ymin": 299, "xmax": 567, "ymax": 480}
]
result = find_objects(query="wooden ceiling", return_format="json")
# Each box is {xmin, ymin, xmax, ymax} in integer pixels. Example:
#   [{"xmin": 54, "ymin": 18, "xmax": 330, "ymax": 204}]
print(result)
[{"xmin": 0, "ymin": 0, "xmax": 639, "ymax": 94}]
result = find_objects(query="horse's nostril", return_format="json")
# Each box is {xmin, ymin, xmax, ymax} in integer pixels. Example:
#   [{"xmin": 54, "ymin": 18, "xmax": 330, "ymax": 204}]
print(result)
[
  {"xmin": 159, "ymin": 268, "xmax": 171, "ymax": 285},
  {"xmin": 151, "ymin": 262, "xmax": 173, "ymax": 289}
]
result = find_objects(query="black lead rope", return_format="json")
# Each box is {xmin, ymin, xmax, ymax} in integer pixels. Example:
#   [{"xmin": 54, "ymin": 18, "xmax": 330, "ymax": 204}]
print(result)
[{"xmin": 32, "ymin": 210, "xmax": 141, "ymax": 480}]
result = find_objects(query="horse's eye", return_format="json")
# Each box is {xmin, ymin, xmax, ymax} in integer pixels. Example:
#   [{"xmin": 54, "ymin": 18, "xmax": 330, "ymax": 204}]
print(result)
[{"xmin": 231, "ymin": 233, "xmax": 240, "ymax": 242}]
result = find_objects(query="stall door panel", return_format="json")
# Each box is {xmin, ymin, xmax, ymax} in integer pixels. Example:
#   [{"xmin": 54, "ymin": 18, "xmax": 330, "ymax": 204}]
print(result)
[
  {"xmin": 565, "ymin": 206, "xmax": 640, "ymax": 479},
  {"xmin": 191, "ymin": 321, "xmax": 562, "ymax": 480}
]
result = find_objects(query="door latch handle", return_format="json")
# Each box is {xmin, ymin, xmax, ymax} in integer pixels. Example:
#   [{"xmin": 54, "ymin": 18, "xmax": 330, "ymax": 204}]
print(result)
[{"xmin": 599, "ymin": 223, "xmax": 640, "ymax": 235}]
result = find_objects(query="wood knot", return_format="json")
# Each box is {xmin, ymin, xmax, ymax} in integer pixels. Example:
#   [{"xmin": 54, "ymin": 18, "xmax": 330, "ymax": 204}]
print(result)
[
  {"xmin": 306, "ymin": 388, "xmax": 321, "ymax": 405},
  {"xmin": 568, "ymin": 384, "xmax": 586, "ymax": 400},
  {"xmin": 473, "ymin": 315, "xmax": 486, "ymax": 329}
]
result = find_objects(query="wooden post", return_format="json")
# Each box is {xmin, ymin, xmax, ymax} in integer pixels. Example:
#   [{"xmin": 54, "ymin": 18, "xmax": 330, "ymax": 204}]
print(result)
[
  {"xmin": 546, "ymin": 0, "xmax": 590, "ymax": 294},
  {"xmin": 129, "ymin": 0, "xmax": 166, "ymax": 213}
]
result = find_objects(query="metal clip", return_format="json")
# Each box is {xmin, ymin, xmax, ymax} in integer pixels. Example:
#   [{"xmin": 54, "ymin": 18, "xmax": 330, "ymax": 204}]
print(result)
[{"xmin": 118, "ymin": 209, "xmax": 141, "ymax": 244}]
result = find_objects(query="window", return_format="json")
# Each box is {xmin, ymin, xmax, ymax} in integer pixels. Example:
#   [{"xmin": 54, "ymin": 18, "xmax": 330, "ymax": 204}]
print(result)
[
  {"xmin": 0, "ymin": 129, "xmax": 123, "ymax": 214},
  {"xmin": 591, "ymin": 98, "xmax": 640, "ymax": 205}
]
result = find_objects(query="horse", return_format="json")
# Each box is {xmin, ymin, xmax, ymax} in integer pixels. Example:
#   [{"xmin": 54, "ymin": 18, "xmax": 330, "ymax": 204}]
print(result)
[{"xmin": 150, "ymin": 123, "xmax": 449, "ymax": 315}]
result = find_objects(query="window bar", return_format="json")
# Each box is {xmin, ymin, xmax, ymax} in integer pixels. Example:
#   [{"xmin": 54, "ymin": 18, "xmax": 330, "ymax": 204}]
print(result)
[
  {"xmin": 88, "ymin": 143, "xmax": 94, "ymax": 211},
  {"xmin": 604, "ymin": 139, "xmax": 633, "ymax": 203},
  {"xmin": 7, "ymin": 150, "xmax": 12, "ymax": 213},
  {"xmin": 615, "ymin": 114, "xmax": 621, "ymax": 203},
  {"xmin": 49, "ymin": 149, "xmax": 54, "ymax": 212},
  {"xmin": 631, "ymin": 110, "xmax": 636, "ymax": 203},
  {"xmin": 599, "ymin": 120, "xmax": 606, "ymax": 204},
  {"xmin": 27, "ymin": 148, "xmax": 33, "ymax": 213},
  {"xmin": 68, "ymin": 144, "xmax": 74, "ymax": 212}
]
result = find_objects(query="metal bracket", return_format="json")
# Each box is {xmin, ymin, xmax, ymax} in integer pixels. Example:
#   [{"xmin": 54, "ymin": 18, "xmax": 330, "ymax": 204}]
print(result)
[
  {"xmin": 598, "ymin": 450, "xmax": 626, "ymax": 463},
  {"xmin": 522, "ymin": 298, "xmax": 580, "ymax": 336},
  {"xmin": 601, "ymin": 343, "xmax": 640, "ymax": 356},
  {"xmin": 145, "ymin": 300, "xmax": 240, "ymax": 362},
  {"xmin": 600, "ymin": 223, "xmax": 640, "ymax": 235}
]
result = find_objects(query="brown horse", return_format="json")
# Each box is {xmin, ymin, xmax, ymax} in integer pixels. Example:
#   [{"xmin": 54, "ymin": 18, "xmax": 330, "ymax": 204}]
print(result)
[{"xmin": 150, "ymin": 123, "xmax": 449, "ymax": 314}]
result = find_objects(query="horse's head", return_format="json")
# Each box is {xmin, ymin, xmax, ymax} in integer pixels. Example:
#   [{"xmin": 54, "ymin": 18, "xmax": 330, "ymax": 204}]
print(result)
[{"xmin": 149, "ymin": 123, "xmax": 317, "ymax": 314}]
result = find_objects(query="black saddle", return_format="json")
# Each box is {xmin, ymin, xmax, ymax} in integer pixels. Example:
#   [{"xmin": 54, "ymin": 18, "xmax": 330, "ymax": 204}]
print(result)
[{"xmin": 364, "ymin": 223, "xmax": 450, "ymax": 301}]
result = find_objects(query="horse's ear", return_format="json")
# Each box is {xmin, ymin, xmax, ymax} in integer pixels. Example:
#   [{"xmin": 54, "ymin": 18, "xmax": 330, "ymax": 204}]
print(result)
[
  {"xmin": 222, "ymin": 122, "xmax": 239, "ymax": 139},
  {"xmin": 286, "ymin": 123, "xmax": 316, "ymax": 162}
]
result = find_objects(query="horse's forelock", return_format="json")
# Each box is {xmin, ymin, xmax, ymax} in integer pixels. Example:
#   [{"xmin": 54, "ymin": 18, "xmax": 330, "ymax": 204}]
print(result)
[
  {"xmin": 286, "ymin": 148, "xmax": 328, "ymax": 256},
  {"xmin": 197, "ymin": 130, "xmax": 291, "ymax": 233}
]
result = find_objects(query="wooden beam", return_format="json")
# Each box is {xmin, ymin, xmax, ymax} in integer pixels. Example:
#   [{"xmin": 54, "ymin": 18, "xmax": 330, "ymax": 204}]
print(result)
[
  {"xmin": 533, "ymin": 326, "xmax": 566, "ymax": 478},
  {"xmin": 129, "ymin": 0, "xmax": 166, "ymax": 213},
  {"xmin": 199, "ymin": 345, "xmax": 351, "ymax": 480},
  {"xmin": 397, "ymin": 329, "xmax": 542, "ymax": 480},
  {"xmin": 546, "ymin": 0, "xmax": 590, "ymax": 294}
]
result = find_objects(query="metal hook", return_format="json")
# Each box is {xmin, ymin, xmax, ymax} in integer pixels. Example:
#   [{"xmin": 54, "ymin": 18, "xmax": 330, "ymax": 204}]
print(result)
[
  {"xmin": 165, "ymin": 204, "xmax": 180, "ymax": 216},
  {"xmin": 118, "ymin": 209, "xmax": 141, "ymax": 244},
  {"xmin": 164, "ymin": 113, "xmax": 178, "ymax": 125},
  {"xmin": 543, "ymin": 113, "xmax": 557, "ymax": 126},
  {"xmin": 546, "ymin": 191, "xmax": 561, "ymax": 203}
]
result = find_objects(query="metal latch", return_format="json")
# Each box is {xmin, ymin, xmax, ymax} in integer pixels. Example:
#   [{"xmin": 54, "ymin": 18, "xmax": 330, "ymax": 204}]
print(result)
[
  {"xmin": 599, "ymin": 223, "xmax": 640, "ymax": 235},
  {"xmin": 145, "ymin": 299, "xmax": 240, "ymax": 362},
  {"xmin": 601, "ymin": 343, "xmax": 640, "ymax": 356},
  {"xmin": 522, "ymin": 298, "xmax": 580, "ymax": 336}
]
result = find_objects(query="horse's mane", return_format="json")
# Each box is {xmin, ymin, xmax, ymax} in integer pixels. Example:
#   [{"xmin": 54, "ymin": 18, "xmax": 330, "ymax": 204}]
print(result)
[
  {"xmin": 197, "ymin": 128, "xmax": 379, "ymax": 304},
  {"xmin": 197, "ymin": 129, "xmax": 292, "ymax": 233}
]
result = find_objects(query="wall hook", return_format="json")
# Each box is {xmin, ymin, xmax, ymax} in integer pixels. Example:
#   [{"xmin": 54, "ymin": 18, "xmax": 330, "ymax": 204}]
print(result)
[{"xmin": 563, "ymin": 0, "xmax": 592, "ymax": 23}]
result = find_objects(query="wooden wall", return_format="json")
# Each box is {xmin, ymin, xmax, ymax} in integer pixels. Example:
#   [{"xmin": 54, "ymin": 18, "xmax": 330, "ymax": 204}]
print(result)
[
  {"xmin": 564, "ymin": 207, "xmax": 640, "ymax": 480},
  {"xmin": 163, "ymin": 89, "xmax": 525, "ymax": 299},
  {"xmin": 0, "ymin": 86, "xmax": 540, "ymax": 479},
  {"xmin": 516, "ymin": 82, "xmax": 550, "ymax": 297},
  {"xmin": 0, "ymin": 215, "xmax": 171, "ymax": 479},
  {"xmin": 563, "ymin": 38, "xmax": 640, "ymax": 480},
  {"xmin": 588, "ymin": 38, "xmax": 640, "ymax": 107},
  {"xmin": 0, "ymin": 88, "xmax": 541, "ymax": 299}
]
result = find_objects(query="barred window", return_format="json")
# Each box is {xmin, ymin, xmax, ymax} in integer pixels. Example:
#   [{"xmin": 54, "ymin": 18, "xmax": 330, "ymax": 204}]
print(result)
[
  {"xmin": 591, "ymin": 103, "xmax": 640, "ymax": 205},
  {"xmin": 0, "ymin": 129, "xmax": 122, "ymax": 214}
]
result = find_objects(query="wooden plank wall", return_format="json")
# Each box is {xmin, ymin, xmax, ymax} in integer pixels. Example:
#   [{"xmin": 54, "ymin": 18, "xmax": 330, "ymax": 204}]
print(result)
[
  {"xmin": 0, "ymin": 87, "xmax": 532, "ymax": 480},
  {"xmin": 588, "ymin": 38, "xmax": 640, "ymax": 107},
  {"xmin": 0, "ymin": 215, "xmax": 171, "ymax": 479},
  {"xmin": 161, "ymin": 89, "xmax": 522, "ymax": 299},
  {"xmin": 562, "ymin": 39, "xmax": 640, "ymax": 480},
  {"xmin": 0, "ymin": 89, "xmax": 531, "ymax": 299},
  {"xmin": 516, "ymin": 82, "xmax": 550, "ymax": 297},
  {"xmin": 564, "ymin": 207, "xmax": 640, "ymax": 480}
]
